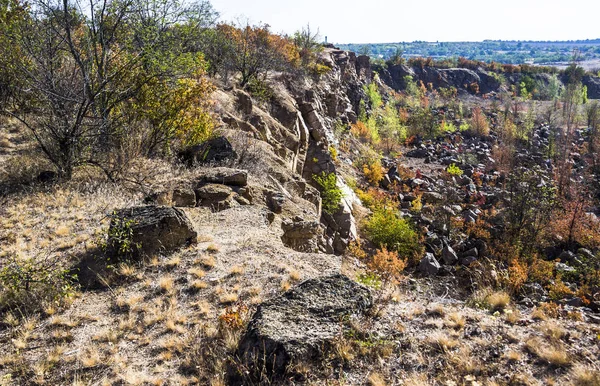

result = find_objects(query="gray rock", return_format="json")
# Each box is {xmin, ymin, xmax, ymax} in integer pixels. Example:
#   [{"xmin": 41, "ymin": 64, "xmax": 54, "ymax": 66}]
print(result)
[
  {"xmin": 577, "ymin": 248, "xmax": 595, "ymax": 260},
  {"xmin": 462, "ymin": 247, "xmax": 479, "ymax": 258},
  {"xmin": 555, "ymin": 262, "xmax": 576, "ymax": 273},
  {"xmin": 419, "ymin": 253, "xmax": 440, "ymax": 276},
  {"xmin": 460, "ymin": 256, "xmax": 477, "ymax": 266},
  {"xmin": 196, "ymin": 184, "xmax": 233, "ymax": 202},
  {"xmin": 442, "ymin": 245, "xmax": 458, "ymax": 265},
  {"xmin": 566, "ymin": 297, "xmax": 584, "ymax": 307},
  {"xmin": 558, "ymin": 250, "xmax": 576, "ymax": 263},
  {"xmin": 108, "ymin": 206, "xmax": 197, "ymax": 259},
  {"xmin": 422, "ymin": 191, "xmax": 444, "ymax": 204},
  {"xmin": 406, "ymin": 148, "xmax": 429, "ymax": 158},
  {"xmin": 235, "ymin": 274, "xmax": 372, "ymax": 380},
  {"xmin": 201, "ymin": 168, "xmax": 248, "ymax": 186},
  {"xmin": 235, "ymin": 89, "xmax": 253, "ymax": 115},
  {"xmin": 522, "ymin": 283, "xmax": 547, "ymax": 301},
  {"xmin": 281, "ymin": 218, "xmax": 324, "ymax": 253},
  {"xmin": 172, "ymin": 188, "xmax": 196, "ymax": 207}
]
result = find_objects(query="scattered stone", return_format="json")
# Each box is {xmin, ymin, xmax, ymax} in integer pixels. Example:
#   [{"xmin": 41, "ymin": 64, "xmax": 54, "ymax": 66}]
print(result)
[
  {"xmin": 442, "ymin": 244, "xmax": 458, "ymax": 265},
  {"xmin": 419, "ymin": 253, "xmax": 440, "ymax": 276},
  {"xmin": 459, "ymin": 256, "xmax": 477, "ymax": 266},
  {"xmin": 422, "ymin": 191, "xmax": 444, "ymax": 204},
  {"xmin": 462, "ymin": 247, "xmax": 478, "ymax": 258},
  {"xmin": 566, "ymin": 297, "xmax": 584, "ymax": 307}
]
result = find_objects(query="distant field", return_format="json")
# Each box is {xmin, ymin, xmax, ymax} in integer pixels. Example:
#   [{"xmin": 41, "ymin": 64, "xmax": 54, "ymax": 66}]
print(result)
[{"xmin": 337, "ymin": 39, "xmax": 600, "ymax": 66}]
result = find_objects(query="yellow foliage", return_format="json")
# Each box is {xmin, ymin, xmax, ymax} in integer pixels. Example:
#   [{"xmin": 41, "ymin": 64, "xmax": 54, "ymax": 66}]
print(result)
[
  {"xmin": 363, "ymin": 160, "xmax": 384, "ymax": 186},
  {"xmin": 132, "ymin": 63, "xmax": 215, "ymax": 153},
  {"xmin": 507, "ymin": 258, "xmax": 528, "ymax": 293},
  {"xmin": 370, "ymin": 247, "xmax": 407, "ymax": 280}
]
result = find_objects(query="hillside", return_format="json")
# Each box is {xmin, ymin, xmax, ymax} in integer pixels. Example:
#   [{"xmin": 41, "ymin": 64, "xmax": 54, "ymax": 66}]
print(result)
[{"xmin": 2, "ymin": 3, "xmax": 600, "ymax": 385}]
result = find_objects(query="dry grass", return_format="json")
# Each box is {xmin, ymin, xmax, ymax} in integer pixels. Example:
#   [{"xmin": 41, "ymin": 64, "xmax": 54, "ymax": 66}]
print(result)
[
  {"xmin": 367, "ymin": 372, "xmax": 387, "ymax": 386},
  {"xmin": 206, "ymin": 244, "xmax": 220, "ymax": 253},
  {"xmin": 189, "ymin": 267, "xmax": 206, "ymax": 279},
  {"xmin": 569, "ymin": 365, "xmax": 600, "ymax": 386},
  {"xmin": 485, "ymin": 291, "xmax": 510, "ymax": 311},
  {"xmin": 165, "ymin": 256, "xmax": 181, "ymax": 269},
  {"xmin": 504, "ymin": 350, "xmax": 522, "ymax": 362},
  {"xmin": 229, "ymin": 264, "xmax": 245, "ymax": 276},
  {"xmin": 190, "ymin": 280, "xmax": 208, "ymax": 291},
  {"xmin": 504, "ymin": 308, "xmax": 521, "ymax": 324},
  {"xmin": 538, "ymin": 321, "xmax": 567, "ymax": 341},
  {"xmin": 219, "ymin": 292, "xmax": 239, "ymax": 304},
  {"xmin": 159, "ymin": 275, "xmax": 175, "ymax": 293},
  {"xmin": 288, "ymin": 269, "xmax": 301, "ymax": 282},
  {"xmin": 280, "ymin": 279, "xmax": 291, "ymax": 292},
  {"xmin": 427, "ymin": 303, "xmax": 445, "ymax": 317},
  {"xmin": 198, "ymin": 255, "xmax": 216, "ymax": 269},
  {"xmin": 79, "ymin": 347, "xmax": 101, "ymax": 368},
  {"xmin": 525, "ymin": 337, "xmax": 571, "ymax": 367},
  {"xmin": 333, "ymin": 338, "xmax": 355, "ymax": 362},
  {"xmin": 445, "ymin": 312, "xmax": 466, "ymax": 330},
  {"xmin": 427, "ymin": 331, "xmax": 458, "ymax": 353}
]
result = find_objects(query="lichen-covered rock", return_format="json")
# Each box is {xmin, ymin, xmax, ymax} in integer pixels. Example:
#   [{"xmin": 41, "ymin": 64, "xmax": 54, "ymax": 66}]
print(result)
[
  {"xmin": 108, "ymin": 206, "xmax": 196, "ymax": 259},
  {"xmin": 234, "ymin": 274, "xmax": 372, "ymax": 381}
]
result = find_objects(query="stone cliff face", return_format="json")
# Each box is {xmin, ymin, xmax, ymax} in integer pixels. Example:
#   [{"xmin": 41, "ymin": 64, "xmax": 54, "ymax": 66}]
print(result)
[
  {"xmin": 213, "ymin": 48, "xmax": 372, "ymax": 254},
  {"xmin": 375, "ymin": 62, "xmax": 600, "ymax": 99},
  {"xmin": 375, "ymin": 63, "xmax": 501, "ymax": 95}
]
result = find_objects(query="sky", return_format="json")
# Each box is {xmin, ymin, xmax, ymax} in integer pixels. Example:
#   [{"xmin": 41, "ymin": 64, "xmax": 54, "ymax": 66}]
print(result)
[{"xmin": 209, "ymin": 0, "xmax": 600, "ymax": 43}]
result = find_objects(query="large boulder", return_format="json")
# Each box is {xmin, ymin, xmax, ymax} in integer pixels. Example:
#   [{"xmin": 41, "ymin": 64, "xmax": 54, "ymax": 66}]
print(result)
[
  {"xmin": 107, "ymin": 206, "xmax": 197, "ymax": 259},
  {"xmin": 235, "ymin": 274, "xmax": 372, "ymax": 381},
  {"xmin": 179, "ymin": 136, "xmax": 237, "ymax": 166}
]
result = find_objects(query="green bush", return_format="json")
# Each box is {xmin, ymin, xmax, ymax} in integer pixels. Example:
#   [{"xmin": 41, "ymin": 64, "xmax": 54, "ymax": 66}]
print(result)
[
  {"xmin": 0, "ymin": 255, "xmax": 77, "ymax": 313},
  {"xmin": 313, "ymin": 172, "xmax": 343, "ymax": 214},
  {"xmin": 364, "ymin": 209, "xmax": 422, "ymax": 261},
  {"xmin": 103, "ymin": 214, "xmax": 141, "ymax": 262},
  {"xmin": 447, "ymin": 163, "xmax": 463, "ymax": 176},
  {"xmin": 440, "ymin": 120, "xmax": 457, "ymax": 133}
]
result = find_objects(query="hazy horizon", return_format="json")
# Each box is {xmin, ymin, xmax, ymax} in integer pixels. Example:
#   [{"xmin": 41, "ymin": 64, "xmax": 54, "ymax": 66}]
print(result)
[{"xmin": 210, "ymin": 0, "xmax": 600, "ymax": 44}]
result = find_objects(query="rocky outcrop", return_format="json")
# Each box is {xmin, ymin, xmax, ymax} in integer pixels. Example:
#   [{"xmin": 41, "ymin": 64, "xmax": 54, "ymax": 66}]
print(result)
[
  {"xmin": 195, "ymin": 168, "xmax": 250, "ymax": 211},
  {"xmin": 209, "ymin": 47, "xmax": 375, "ymax": 254},
  {"xmin": 376, "ymin": 63, "xmax": 502, "ymax": 95},
  {"xmin": 234, "ymin": 274, "xmax": 372, "ymax": 381},
  {"xmin": 108, "ymin": 206, "xmax": 197, "ymax": 259}
]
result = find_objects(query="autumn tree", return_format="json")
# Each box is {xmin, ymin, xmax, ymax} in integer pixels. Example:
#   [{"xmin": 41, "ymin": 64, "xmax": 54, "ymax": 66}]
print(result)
[
  {"xmin": 4, "ymin": 0, "xmax": 216, "ymax": 180},
  {"xmin": 215, "ymin": 21, "xmax": 299, "ymax": 87}
]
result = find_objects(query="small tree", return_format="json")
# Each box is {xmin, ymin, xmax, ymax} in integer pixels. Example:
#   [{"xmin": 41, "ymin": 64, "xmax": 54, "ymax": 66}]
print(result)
[
  {"xmin": 313, "ymin": 171, "xmax": 343, "ymax": 214},
  {"xmin": 293, "ymin": 23, "xmax": 321, "ymax": 67}
]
